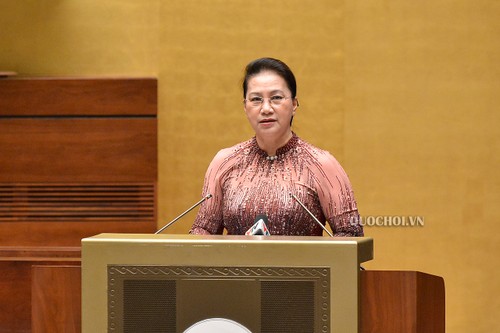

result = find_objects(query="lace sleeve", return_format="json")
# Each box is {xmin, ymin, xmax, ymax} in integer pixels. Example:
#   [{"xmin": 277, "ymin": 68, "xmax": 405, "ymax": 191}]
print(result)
[
  {"xmin": 189, "ymin": 149, "xmax": 230, "ymax": 235},
  {"xmin": 314, "ymin": 151, "xmax": 363, "ymax": 237}
]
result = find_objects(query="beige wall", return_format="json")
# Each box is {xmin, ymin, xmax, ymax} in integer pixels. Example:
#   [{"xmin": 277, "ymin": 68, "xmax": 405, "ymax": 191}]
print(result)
[
  {"xmin": 1, "ymin": 1, "xmax": 498, "ymax": 332},
  {"xmin": 345, "ymin": 3, "xmax": 499, "ymax": 331}
]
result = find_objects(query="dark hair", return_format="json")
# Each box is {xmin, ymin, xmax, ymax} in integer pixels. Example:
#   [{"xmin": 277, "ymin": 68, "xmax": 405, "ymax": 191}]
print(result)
[{"xmin": 242, "ymin": 57, "xmax": 297, "ymax": 98}]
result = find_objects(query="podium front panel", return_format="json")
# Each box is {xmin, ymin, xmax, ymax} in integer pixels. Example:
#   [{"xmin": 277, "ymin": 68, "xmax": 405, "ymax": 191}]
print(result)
[{"xmin": 82, "ymin": 234, "xmax": 373, "ymax": 333}]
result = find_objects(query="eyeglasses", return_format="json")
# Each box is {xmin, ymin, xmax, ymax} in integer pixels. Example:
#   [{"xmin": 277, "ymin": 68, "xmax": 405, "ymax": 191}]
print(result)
[{"xmin": 244, "ymin": 95, "xmax": 290, "ymax": 108}]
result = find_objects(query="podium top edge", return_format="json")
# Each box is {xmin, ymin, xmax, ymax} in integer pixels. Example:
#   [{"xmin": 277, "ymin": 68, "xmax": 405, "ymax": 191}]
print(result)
[{"xmin": 82, "ymin": 233, "xmax": 373, "ymax": 245}]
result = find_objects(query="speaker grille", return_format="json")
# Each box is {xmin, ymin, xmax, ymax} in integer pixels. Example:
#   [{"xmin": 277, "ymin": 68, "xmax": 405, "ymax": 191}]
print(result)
[
  {"xmin": 261, "ymin": 280, "xmax": 315, "ymax": 333},
  {"xmin": 122, "ymin": 280, "xmax": 176, "ymax": 333},
  {"xmin": 108, "ymin": 266, "xmax": 329, "ymax": 332}
]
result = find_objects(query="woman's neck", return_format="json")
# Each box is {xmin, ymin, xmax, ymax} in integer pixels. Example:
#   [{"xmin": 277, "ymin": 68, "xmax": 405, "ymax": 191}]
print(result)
[{"xmin": 256, "ymin": 131, "xmax": 293, "ymax": 156}]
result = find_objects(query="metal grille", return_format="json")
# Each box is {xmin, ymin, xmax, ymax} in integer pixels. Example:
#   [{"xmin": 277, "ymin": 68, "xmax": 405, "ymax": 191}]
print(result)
[
  {"xmin": 108, "ymin": 266, "xmax": 329, "ymax": 332},
  {"xmin": 261, "ymin": 280, "xmax": 315, "ymax": 333},
  {"xmin": 123, "ymin": 280, "xmax": 176, "ymax": 333}
]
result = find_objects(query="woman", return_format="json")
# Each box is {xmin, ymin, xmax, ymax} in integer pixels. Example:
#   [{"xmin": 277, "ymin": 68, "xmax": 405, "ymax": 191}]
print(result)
[{"xmin": 189, "ymin": 57, "xmax": 363, "ymax": 236}]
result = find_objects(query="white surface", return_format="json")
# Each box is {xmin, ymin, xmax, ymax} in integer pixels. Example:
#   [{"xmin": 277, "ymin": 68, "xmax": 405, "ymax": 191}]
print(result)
[{"xmin": 184, "ymin": 318, "xmax": 252, "ymax": 333}]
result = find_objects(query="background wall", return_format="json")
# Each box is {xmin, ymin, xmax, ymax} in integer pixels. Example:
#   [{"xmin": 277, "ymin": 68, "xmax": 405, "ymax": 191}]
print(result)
[{"xmin": 1, "ymin": 1, "xmax": 498, "ymax": 332}]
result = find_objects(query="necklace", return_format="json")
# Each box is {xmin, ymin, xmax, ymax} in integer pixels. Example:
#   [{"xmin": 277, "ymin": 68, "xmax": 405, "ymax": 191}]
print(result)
[{"xmin": 266, "ymin": 155, "xmax": 278, "ymax": 161}]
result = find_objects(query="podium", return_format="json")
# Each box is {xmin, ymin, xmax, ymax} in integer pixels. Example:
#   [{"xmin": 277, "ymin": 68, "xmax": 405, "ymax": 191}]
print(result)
[
  {"xmin": 78, "ymin": 234, "xmax": 444, "ymax": 333},
  {"xmin": 360, "ymin": 270, "xmax": 445, "ymax": 333},
  {"xmin": 82, "ymin": 234, "xmax": 373, "ymax": 333}
]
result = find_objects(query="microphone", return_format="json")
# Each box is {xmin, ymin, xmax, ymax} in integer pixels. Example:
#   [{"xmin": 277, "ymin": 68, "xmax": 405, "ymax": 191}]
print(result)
[
  {"xmin": 155, "ymin": 193, "xmax": 212, "ymax": 234},
  {"xmin": 290, "ymin": 193, "xmax": 334, "ymax": 237},
  {"xmin": 245, "ymin": 214, "xmax": 271, "ymax": 236}
]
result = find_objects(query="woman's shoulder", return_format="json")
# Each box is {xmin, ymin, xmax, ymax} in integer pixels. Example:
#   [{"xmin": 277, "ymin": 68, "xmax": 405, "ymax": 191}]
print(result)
[
  {"xmin": 213, "ymin": 137, "xmax": 255, "ymax": 161},
  {"xmin": 296, "ymin": 136, "xmax": 339, "ymax": 164},
  {"xmin": 296, "ymin": 137, "xmax": 352, "ymax": 188}
]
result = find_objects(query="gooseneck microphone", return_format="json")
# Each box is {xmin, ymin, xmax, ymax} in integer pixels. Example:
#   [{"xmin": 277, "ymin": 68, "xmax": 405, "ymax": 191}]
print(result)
[
  {"xmin": 155, "ymin": 193, "xmax": 213, "ymax": 234},
  {"xmin": 290, "ymin": 193, "xmax": 334, "ymax": 237}
]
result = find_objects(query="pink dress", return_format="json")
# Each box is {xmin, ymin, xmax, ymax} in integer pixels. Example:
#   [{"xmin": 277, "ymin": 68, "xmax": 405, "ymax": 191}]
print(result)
[{"xmin": 190, "ymin": 133, "xmax": 363, "ymax": 236}]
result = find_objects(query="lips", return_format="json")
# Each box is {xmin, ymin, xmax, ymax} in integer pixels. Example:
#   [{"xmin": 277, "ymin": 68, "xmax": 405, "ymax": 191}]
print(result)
[{"xmin": 260, "ymin": 118, "xmax": 276, "ymax": 124}]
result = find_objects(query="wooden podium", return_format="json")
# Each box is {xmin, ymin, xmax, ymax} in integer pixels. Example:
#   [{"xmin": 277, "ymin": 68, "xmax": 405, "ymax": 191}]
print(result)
[
  {"xmin": 77, "ymin": 234, "xmax": 444, "ymax": 333},
  {"xmin": 28, "ymin": 234, "xmax": 445, "ymax": 333},
  {"xmin": 32, "ymin": 266, "xmax": 445, "ymax": 333},
  {"xmin": 360, "ymin": 270, "xmax": 445, "ymax": 333}
]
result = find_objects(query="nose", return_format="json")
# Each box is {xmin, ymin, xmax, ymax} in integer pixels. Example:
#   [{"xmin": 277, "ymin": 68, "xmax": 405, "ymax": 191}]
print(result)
[{"xmin": 260, "ymin": 98, "xmax": 274, "ymax": 113}]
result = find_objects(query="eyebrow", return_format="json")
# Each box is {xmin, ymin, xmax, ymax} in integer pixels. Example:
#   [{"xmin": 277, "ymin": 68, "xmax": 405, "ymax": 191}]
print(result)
[{"xmin": 247, "ymin": 89, "xmax": 285, "ymax": 96}]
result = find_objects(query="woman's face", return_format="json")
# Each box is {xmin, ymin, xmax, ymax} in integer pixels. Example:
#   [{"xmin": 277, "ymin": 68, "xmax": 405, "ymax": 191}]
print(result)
[{"xmin": 244, "ymin": 71, "xmax": 298, "ymax": 142}]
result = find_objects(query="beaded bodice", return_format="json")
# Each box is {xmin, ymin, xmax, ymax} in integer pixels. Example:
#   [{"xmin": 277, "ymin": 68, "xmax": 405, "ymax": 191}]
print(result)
[{"xmin": 190, "ymin": 134, "xmax": 362, "ymax": 236}]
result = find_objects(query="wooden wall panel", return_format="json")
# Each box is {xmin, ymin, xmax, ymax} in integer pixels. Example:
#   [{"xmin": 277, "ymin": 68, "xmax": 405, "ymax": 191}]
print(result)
[
  {"xmin": 0, "ymin": 260, "xmax": 33, "ymax": 332},
  {"xmin": 0, "ymin": 184, "xmax": 155, "ymax": 222},
  {"xmin": 0, "ymin": 78, "xmax": 156, "ymax": 116},
  {"xmin": 0, "ymin": 77, "xmax": 157, "ymax": 332},
  {"xmin": 0, "ymin": 248, "xmax": 80, "ymax": 333},
  {"xmin": 0, "ymin": 221, "xmax": 155, "ymax": 247},
  {"xmin": 0, "ymin": 118, "xmax": 156, "ymax": 183},
  {"xmin": 32, "ymin": 265, "xmax": 81, "ymax": 333},
  {"xmin": 0, "ymin": 77, "xmax": 158, "ymax": 247}
]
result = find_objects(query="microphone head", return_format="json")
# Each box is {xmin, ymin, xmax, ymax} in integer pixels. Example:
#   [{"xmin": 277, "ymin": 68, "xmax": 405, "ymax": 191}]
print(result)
[
  {"xmin": 246, "ymin": 214, "xmax": 271, "ymax": 236},
  {"xmin": 253, "ymin": 229, "xmax": 265, "ymax": 235}
]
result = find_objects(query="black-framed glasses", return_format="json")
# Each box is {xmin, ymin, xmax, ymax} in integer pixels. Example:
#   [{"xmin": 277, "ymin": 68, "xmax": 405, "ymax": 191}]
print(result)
[{"xmin": 244, "ymin": 95, "xmax": 290, "ymax": 108}]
